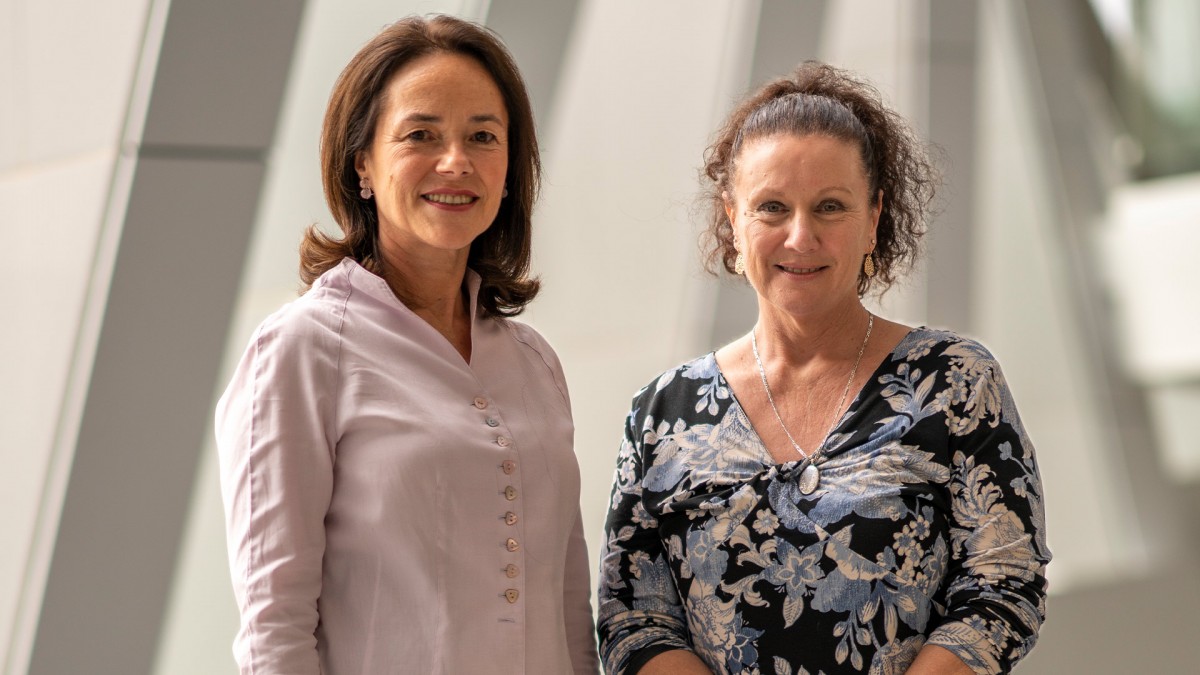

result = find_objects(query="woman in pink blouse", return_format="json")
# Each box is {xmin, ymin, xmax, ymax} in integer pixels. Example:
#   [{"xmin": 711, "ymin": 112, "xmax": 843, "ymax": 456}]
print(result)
[{"xmin": 215, "ymin": 15, "xmax": 598, "ymax": 674}]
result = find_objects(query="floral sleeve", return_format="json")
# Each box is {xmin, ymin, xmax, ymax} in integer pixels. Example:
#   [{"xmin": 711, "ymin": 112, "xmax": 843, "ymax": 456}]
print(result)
[
  {"xmin": 596, "ymin": 401, "xmax": 693, "ymax": 674},
  {"xmin": 925, "ymin": 346, "xmax": 1051, "ymax": 674}
]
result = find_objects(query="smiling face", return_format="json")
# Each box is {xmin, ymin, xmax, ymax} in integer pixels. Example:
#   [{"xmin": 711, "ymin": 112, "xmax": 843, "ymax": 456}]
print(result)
[
  {"xmin": 355, "ymin": 51, "xmax": 509, "ymax": 263},
  {"xmin": 726, "ymin": 133, "xmax": 881, "ymax": 322}
]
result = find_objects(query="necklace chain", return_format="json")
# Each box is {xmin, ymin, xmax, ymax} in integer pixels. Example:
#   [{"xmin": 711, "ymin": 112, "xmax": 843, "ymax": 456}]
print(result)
[{"xmin": 751, "ymin": 313, "xmax": 874, "ymax": 462}]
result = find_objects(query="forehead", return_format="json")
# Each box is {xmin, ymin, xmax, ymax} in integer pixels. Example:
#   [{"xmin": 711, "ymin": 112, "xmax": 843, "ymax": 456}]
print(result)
[
  {"xmin": 378, "ymin": 51, "xmax": 508, "ymax": 122},
  {"xmin": 733, "ymin": 133, "xmax": 868, "ymax": 192}
]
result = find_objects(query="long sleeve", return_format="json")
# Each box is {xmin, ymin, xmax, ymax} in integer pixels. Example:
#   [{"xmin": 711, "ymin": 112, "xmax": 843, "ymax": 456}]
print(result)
[
  {"xmin": 565, "ymin": 508, "xmax": 601, "ymax": 674},
  {"xmin": 596, "ymin": 405, "xmax": 693, "ymax": 674},
  {"xmin": 925, "ymin": 358, "xmax": 1051, "ymax": 674},
  {"xmin": 215, "ymin": 311, "xmax": 340, "ymax": 675}
]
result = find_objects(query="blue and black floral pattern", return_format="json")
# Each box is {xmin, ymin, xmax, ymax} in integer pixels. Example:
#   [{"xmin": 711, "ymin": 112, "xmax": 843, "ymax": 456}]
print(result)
[{"xmin": 597, "ymin": 329, "xmax": 1050, "ymax": 675}]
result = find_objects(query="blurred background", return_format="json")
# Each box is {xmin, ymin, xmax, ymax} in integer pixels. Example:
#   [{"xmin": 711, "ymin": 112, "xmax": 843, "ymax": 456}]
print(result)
[{"xmin": 2, "ymin": 0, "xmax": 1197, "ymax": 672}]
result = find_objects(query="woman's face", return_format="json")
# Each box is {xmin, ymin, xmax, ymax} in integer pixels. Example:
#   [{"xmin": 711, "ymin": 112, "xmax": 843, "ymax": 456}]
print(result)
[
  {"xmin": 356, "ymin": 52, "xmax": 509, "ymax": 261},
  {"xmin": 726, "ymin": 133, "xmax": 880, "ymax": 321}
]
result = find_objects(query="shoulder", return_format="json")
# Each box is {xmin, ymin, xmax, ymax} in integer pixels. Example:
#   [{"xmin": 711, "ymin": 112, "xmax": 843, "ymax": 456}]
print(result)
[
  {"xmin": 497, "ymin": 318, "xmax": 572, "ymax": 403},
  {"xmin": 501, "ymin": 318, "xmax": 559, "ymax": 362},
  {"xmin": 893, "ymin": 327, "xmax": 1024, "ymax": 434},
  {"xmin": 891, "ymin": 326, "xmax": 1004, "ymax": 371},
  {"xmin": 627, "ymin": 352, "xmax": 722, "ymax": 415},
  {"xmin": 499, "ymin": 318, "xmax": 567, "ymax": 378},
  {"xmin": 247, "ymin": 263, "xmax": 355, "ymax": 359},
  {"xmin": 218, "ymin": 267, "xmax": 356, "ymax": 422}
]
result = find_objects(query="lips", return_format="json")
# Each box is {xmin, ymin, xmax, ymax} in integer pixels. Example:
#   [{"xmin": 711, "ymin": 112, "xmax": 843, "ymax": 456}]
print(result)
[
  {"xmin": 778, "ymin": 264, "xmax": 826, "ymax": 274},
  {"xmin": 422, "ymin": 192, "xmax": 477, "ymax": 205}
]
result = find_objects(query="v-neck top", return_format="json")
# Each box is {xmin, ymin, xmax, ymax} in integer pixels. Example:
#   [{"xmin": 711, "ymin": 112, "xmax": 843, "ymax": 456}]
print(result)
[
  {"xmin": 596, "ymin": 328, "xmax": 1050, "ymax": 675},
  {"xmin": 723, "ymin": 326, "xmax": 909, "ymax": 467},
  {"xmin": 216, "ymin": 258, "xmax": 599, "ymax": 674}
]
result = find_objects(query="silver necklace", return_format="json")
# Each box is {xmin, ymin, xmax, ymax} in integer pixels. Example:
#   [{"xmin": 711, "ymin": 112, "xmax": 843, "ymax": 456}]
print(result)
[{"xmin": 751, "ymin": 313, "xmax": 874, "ymax": 495}]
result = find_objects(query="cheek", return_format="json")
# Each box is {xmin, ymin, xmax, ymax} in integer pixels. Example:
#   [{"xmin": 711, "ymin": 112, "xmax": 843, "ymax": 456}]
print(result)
[
  {"xmin": 489, "ymin": 153, "xmax": 510, "ymax": 183},
  {"xmin": 386, "ymin": 149, "xmax": 431, "ymax": 180},
  {"xmin": 740, "ymin": 220, "xmax": 774, "ymax": 252}
]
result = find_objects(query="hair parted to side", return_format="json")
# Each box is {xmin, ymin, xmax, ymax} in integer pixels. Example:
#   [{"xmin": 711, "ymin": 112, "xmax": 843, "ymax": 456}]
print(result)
[
  {"xmin": 701, "ymin": 61, "xmax": 939, "ymax": 296},
  {"xmin": 300, "ymin": 14, "xmax": 541, "ymax": 317}
]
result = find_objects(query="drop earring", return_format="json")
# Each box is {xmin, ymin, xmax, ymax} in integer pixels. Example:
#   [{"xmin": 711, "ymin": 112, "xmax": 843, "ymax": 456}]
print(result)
[
  {"xmin": 359, "ymin": 177, "xmax": 373, "ymax": 200},
  {"xmin": 863, "ymin": 253, "xmax": 876, "ymax": 278},
  {"xmin": 734, "ymin": 251, "xmax": 746, "ymax": 275}
]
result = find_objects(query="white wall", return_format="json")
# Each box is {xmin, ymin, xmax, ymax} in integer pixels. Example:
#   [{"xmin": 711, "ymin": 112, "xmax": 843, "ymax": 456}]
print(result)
[
  {"xmin": 0, "ymin": 1, "xmax": 152, "ymax": 670},
  {"xmin": 523, "ymin": 0, "xmax": 762, "ymax": 590}
]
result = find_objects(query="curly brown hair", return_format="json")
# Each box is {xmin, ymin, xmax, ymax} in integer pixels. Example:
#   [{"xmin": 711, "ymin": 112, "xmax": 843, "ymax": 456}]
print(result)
[
  {"xmin": 702, "ymin": 61, "xmax": 938, "ymax": 295},
  {"xmin": 300, "ymin": 14, "xmax": 541, "ymax": 317}
]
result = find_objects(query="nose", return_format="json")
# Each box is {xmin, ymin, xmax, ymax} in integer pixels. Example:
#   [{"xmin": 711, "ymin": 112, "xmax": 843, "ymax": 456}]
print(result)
[
  {"xmin": 783, "ymin": 213, "xmax": 818, "ymax": 252},
  {"xmin": 436, "ymin": 140, "xmax": 472, "ymax": 176}
]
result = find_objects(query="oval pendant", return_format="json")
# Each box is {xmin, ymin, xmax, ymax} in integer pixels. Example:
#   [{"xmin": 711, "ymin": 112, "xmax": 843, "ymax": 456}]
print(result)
[{"xmin": 798, "ymin": 463, "xmax": 820, "ymax": 495}]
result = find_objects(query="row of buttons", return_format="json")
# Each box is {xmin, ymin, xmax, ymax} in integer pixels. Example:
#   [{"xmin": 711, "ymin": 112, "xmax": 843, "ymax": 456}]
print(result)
[
  {"xmin": 503, "ymin": 457, "xmax": 520, "ymax": 602},
  {"xmin": 476, "ymin": 396, "xmax": 523, "ymax": 605}
]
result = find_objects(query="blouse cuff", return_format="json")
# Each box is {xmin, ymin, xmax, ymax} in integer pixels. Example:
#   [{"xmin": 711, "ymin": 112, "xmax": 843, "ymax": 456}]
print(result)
[
  {"xmin": 925, "ymin": 620, "xmax": 1004, "ymax": 675},
  {"xmin": 600, "ymin": 619, "xmax": 692, "ymax": 675}
]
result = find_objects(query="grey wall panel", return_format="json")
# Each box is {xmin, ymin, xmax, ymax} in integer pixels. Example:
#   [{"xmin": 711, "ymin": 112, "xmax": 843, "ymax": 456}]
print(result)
[
  {"xmin": 26, "ymin": 0, "xmax": 306, "ymax": 672},
  {"xmin": 924, "ymin": 0, "xmax": 978, "ymax": 330},
  {"xmin": 710, "ymin": 0, "xmax": 828, "ymax": 349},
  {"xmin": 28, "ymin": 156, "xmax": 264, "ymax": 675},
  {"xmin": 485, "ymin": 0, "xmax": 581, "ymax": 127},
  {"xmin": 141, "ymin": 0, "xmax": 306, "ymax": 151},
  {"xmin": 750, "ymin": 0, "xmax": 828, "ymax": 86}
]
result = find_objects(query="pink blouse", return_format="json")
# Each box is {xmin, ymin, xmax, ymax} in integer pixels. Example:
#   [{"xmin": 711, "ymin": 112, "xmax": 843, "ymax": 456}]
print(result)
[{"xmin": 216, "ymin": 258, "xmax": 598, "ymax": 674}]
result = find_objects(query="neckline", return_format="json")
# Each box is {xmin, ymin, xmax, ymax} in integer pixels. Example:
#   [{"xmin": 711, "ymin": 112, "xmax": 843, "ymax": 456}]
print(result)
[
  {"xmin": 711, "ymin": 325, "xmax": 924, "ymax": 468},
  {"xmin": 338, "ymin": 257, "xmax": 482, "ymax": 367}
]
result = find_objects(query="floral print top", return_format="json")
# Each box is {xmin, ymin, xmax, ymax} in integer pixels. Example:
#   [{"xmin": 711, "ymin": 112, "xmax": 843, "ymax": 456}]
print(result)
[{"xmin": 597, "ymin": 328, "xmax": 1050, "ymax": 675}]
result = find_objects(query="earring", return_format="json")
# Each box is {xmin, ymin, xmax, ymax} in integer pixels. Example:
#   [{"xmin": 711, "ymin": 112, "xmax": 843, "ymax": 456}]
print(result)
[
  {"xmin": 502, "ymin": 187, "xmax": 509, "ymax": 198},
  {"xmin": 734, "ymin": 251, "xmax": 746, "ymax": 275},
  {"xmin": 359, "ymin": 177, "xmax": 373, "ymax": 200},
  {"xmin": 863, "ymin": 253, "xmax": 876, "ymax": 278}
]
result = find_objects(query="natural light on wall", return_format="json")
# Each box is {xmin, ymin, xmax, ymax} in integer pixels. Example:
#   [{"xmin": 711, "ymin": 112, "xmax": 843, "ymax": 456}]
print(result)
[{"xmin": 3, "ymin": 1, "xmax": 1198, "ymax": 674}]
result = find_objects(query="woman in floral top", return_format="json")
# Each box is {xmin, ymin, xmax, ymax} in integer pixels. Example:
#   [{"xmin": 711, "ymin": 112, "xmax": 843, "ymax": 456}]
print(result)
[{"xmin": 596, "ymin": 62, "xmax": 1050, "ymax": 675}]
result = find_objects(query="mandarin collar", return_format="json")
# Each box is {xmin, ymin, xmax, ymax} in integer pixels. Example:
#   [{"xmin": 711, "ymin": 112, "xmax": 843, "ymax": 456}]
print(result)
[{"xmin": 335, "ymin": 257, "xmax": 482, "ymax": 327}]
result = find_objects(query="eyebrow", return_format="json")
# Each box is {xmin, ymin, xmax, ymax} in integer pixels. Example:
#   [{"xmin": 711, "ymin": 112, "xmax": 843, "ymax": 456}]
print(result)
[{"xmin": 400, "ymin": 113, "xmax": 505, "ymax": 125}]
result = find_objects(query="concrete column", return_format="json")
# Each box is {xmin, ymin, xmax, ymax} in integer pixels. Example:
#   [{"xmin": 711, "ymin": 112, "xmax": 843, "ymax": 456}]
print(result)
[{"xmin": 21, "ymin": 2, "xmax": 305, "ymax": 673}]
